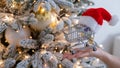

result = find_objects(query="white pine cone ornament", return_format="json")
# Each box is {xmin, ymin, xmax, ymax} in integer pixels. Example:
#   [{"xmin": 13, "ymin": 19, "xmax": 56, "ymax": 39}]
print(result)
[{"xmin": 5, "ymin": 26, "xmax": 30, "ymax": 46}]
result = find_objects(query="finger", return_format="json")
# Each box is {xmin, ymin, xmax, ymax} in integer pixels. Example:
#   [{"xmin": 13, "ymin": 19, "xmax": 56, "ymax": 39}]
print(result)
[
  {"xmin": 74, "ymin": 51, "xmax": 91, "ymax": 58},
  {"xmin": 67, "ymin": 55, "xmax": 76, "ymax": 60},
  {"xmin": 81, "ymin": 52, "xmax": 91, "ymax": 57},
  {"xmin": 74, "ymin": 47, "xmax": 93, "ymax": 53}
]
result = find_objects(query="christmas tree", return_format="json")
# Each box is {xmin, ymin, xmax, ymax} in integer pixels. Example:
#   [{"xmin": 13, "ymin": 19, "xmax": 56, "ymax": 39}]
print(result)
[{"xmin": 0, "ymin": 0, "xmax": 106, "ymax": 68}]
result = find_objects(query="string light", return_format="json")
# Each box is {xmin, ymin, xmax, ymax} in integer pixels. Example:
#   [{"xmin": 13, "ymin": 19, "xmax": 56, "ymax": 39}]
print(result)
[
  {"xmin": 11, "ymin": 3, "xmax": 15, "ymax": 8},
  {"xmin": 96, "ymin": 58, "xmax": 100, "ymax": 62},
  {"xmin": 40, "ymin": 50, "xmax": 46, "ymax": 54},
  {"xmin": 60, "ymin": 9, "xmax": 63, "ymax": 11},
  {"xmin": 16, "ymin": 30, "xmax": 19, "ymax": 33},
  {"xmin": 99, "ymin": 44, "xmax": 104, "ymax": 49},
  {"xmin": 32, "ymin": 49, "xmax": 35, "ymax": 52},
  {"xmin": 57, "ymin": 63, "xmax": 63, "ymax": 68},
  {"xmin": 5, "ymin": 40, "xmax": 8, "ymax": 43},
  {"xmin": 39, "ymin": 7, "xmax": 45, "ymax": 14},
  {"xmin": 65, "ymin": 14, "xmax": 70, "ymax": 17},
  {"xmin": 0, "ymin": 60, "xmax": 3, "ymax": 65},
  {"xmin": 78, "ymin": 0, "xmax": 81, "ymax": 2},
  {"xmin": 60, "ymin": 49, "xmax": 64, "ymax": 54},
  {"xmin": 76, "ymin": 61, "xmax": 80, "ymax": 65},
  {"xmin": 29, "ymin": 36, "xmax": 32, "ymax": 39},
  {"xmin": 24, "ymin": 55, "xmax": 30, "ymax": 59},
  {"xmin": 44, "ymin": 63, "xmax": 49, "ymax": 68},
  {"xmin": 23, "ymin": 25, "xmax": 26, "ymax": 28},
  {"xmin": 19, "ymin": 51, "xmax": 22, "ymax": 54}
]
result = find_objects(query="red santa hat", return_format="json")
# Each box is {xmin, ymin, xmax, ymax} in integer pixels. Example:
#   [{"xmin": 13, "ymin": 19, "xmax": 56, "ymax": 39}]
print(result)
[{"xmin": 77, "ymin": 8, "xmax": 119, "ymax": 33}]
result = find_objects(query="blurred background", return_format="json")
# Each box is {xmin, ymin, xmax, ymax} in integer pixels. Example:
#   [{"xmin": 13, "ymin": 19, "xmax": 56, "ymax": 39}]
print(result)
[{"xmin": 90, "ymin": 0, "xmax": 120, "ymax": 56}]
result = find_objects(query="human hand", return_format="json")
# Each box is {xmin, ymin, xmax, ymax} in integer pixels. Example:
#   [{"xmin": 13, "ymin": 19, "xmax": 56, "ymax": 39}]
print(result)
[{"xmin": 63, "ymin": 47, "xmax": 104, "ymax": 60}]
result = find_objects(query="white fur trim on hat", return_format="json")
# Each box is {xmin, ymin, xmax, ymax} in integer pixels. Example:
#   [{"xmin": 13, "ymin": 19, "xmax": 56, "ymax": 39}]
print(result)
[
  {"xmin": 109, "ymin": 15, "xmax": 119, "ymax": 26},
  {"xmin": 73, "ymin": 16, "xmax": 101, "ymax": 33}
]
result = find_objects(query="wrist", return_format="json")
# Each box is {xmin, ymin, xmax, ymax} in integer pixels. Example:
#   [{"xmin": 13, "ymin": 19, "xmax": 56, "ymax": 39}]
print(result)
[{"xmin": 91, "ymin": 48, "xmax": 105, "ymax": 59}]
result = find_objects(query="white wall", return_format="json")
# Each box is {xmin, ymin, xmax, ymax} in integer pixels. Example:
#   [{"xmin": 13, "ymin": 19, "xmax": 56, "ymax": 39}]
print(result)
[{"xmin": 90, "ymin": 0, "xmax": 120, "ymax": 53}]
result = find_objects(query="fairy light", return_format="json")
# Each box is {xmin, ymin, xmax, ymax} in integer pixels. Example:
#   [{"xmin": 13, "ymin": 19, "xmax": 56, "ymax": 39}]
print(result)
[
  {"xmin": 96, "ymin": 58, "xmax": 100, "ymax": 62},
  {"xmin": 33, "ymin": 0, "xmax": 36, "ymax": 3},
  {"xmin": 32, "ymin": 49, "xmax": 35, "ymax": 52},
  {"xmin": 64, "ymin": 50, "xmax": 68, "ymax": 53},
  {"xmin": 39, "ymin": 8, "xmax": 45, "ymax": 14},
  {"xmin": 60, "ymin": 9, "xmax": 63, "ymax": 11},
  {"xmin": 29, "ymin": 36, "xmax": 32, "ymax": 39},
  {"xmin": 23, "ymin": 25, "xmax": 26, "ymax": 28},
  {"xmin": 16, "ymin": 30, "xmax": 19, "ymax": 33},
  {"xmin": 41, "ymin": 44, "xmax": 47, "ymax": 49},
  {"xmin": 5, "ymin": 40, "xmax": 8, "ymax": 43},
  {"xmin": 65, "ymin": 14, "xmax": 70, "ymax": 17},
  {"xmin": 99, "ymin": 44, "xmax": 104, "ymax": 49},
  {"xmin": 24, "ymin": 55, "xmax": 30, "ymax": 59},
  {"xmin": 19, "ymin": 51, "xmax": 22, "ymax": 54},
  {"xmin": 58, "ymin": 63, "xmax": 63, "ymax": 68},
  {"xmin": 55, "ymin": 47, "xmax": 58, "ymax": 50},
  {"xmin": 76, "ymin": 61, "xmax": 80, "ymax": 65},
  {"xmin": 60, "ymin": 49, "xmax": 64, "ymax": 54},
  {"xmin": 0, "ymin": 60, "xmax": 3, "ymax": 65},
  {"xmin": 78, "ymin": 0, "xmax": 81, "ymax": 2},
  {"xmin": 44, "ymin": 63, "xmax": 49, "ymax": 68},
  {"xmin": 40, "ymin": 50, "xmax": 47, "ymax": 54},
  {"xmin": 11, "ymin": 4, "xmax": 15, "ymax": 8}
]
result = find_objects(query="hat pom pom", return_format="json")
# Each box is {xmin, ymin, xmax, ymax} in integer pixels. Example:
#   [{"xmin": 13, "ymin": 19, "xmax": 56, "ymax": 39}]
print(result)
[{"xmin": 109, "ymin": 15, "xmax": 119, "ymax": 26}]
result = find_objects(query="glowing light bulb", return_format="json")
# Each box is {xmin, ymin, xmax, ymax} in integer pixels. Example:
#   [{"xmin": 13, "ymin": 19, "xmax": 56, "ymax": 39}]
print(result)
[
  {"xmin": 24, "ymin": 55, "xmax": 30, "ymax": 59},
  {"xmin": 58, "ymin": 63, "xmax": 63, "ymax": 68},
  {"xmin": 65, "ymin": 14, "xmax": 70, "ymax": 17},
  {"xmin": 32, "ymin": 50, "xmax": 35, "ymax": 52},
  {"xmin": 0, "ymin": 60, "xmax": 3, "ymax": 65},
  {"xmin": 76, "ymin": 61, "xmax": 80, "ymax": 65},
  {"xmin": 60, "ymin": 9, "xmax": 63, "ymax": 11},
  {"xmin": 39, "ymin": 8, "xmax": 45, "ymax": 14},
  {"xmin": 41, "ymin": 50, "xmax": 46, "ymax": 54},
  {"xmin": 96, "ymin": 58, "xmax": 100, "ymax": 62},
  {"xmin": 29, "ymin": 36, "xmax": 32, "ymax": 39},
  {"xmin": 99, "ymin": 44, "xmax": 104, "ymax": 49},
  {"xmin": 19, "ymin": 51, "xmax": 22, "ymax": 54},
  {"xmin": 23, "ymin": 25, "xmax": 26, "ymax": 28},
  {"xmin": 44, "ymin": 63, "xmax": 49, "ymax": 68},
  {"xmin": 78, "ymin": 0, "xmax": 81, "ymax": 2},
  {"xmin": 16, "ymin": 30, "xmax": 19, "ymax": 33},
  {"xmin": 60, "ymin": 49, "xmax": 64, "ymax": 54}
]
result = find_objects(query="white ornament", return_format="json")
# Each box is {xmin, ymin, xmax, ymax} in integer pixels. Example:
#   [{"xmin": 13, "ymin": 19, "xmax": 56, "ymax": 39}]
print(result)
[{"xmin": 5, "ymin": 26, "xmax": 30, "ymax": 46}]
